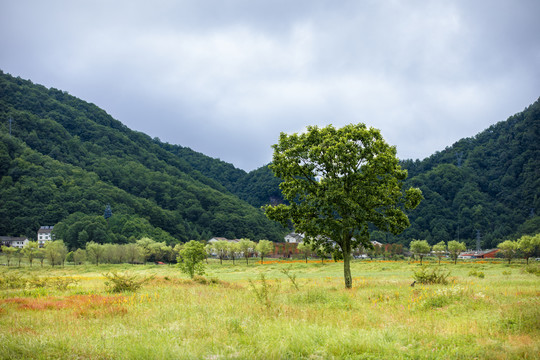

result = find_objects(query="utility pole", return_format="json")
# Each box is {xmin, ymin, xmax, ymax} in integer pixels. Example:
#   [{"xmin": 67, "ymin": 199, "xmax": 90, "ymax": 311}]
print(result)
[{"xmin": 476, "ymin": 230, "xmax": 481, "ymax": 252}]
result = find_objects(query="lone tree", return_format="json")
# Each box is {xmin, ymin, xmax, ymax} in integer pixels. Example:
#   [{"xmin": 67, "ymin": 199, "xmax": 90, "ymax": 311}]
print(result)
[
  {"xmin": 498, "ymin": 240, "xmax": 517, "ymax": 264},
  {"xmin": 297, "ymin": 242, "xmax": 312, "ymax": 263},
  {"xmin": 265, "ymin": 124, "xmax": 422, "ymax": 288},
  {"xmin": 447, "ymin": 240, "xmax": 466, "ymax": 264},
  {"xmin": 238, "ymin": 239, "xmax": 256, "ymax": 265},
  {"xmin": 256, "ymin": 240, "xmax": 274, "ymax": 264},
  {"xmin": 178, "ymin": 240, "xmax": 206, "ymax": 278},
  {"xmin": 432, "ymin": 241, "xmax": 447, "ymax": 265},
  {"xmin": 410, "ymin": 240, "xmax": 431, "ymax": 265},
  {"xmin": 517, "ymin": 234, "xmax": 540, "ymax": 265}
]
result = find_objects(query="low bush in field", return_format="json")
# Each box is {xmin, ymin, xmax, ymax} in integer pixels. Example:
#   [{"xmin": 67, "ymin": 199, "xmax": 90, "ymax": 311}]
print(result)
[
  {"xmin": 103, "ymin": 271, "xmax": 153, "ymax": 293},
  {"xmin": 523, "ymin": 265, "xmax": 540, "ymax": 276},
  {"xmin": 0, "ymin": 273, "xmax": 26, "ymax": 289},
  {"xmin": 468, "ymin": 269, "xmax": 485, "ymax": 278},
  {"xmin": 412, "ymin": 266, "xmax": 450, "ymax": 285},
  {"xmin": 192, "ymin": 275, "xmax": 220, "ymax": 285}
]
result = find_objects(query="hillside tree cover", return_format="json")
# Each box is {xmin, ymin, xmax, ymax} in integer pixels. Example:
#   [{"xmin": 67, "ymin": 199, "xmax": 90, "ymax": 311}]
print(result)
[
  {"xmin": 223, "ymin": 98, "xmax": 540, "ymax": 249},
  {"xmin": 0, "ymin": 70, "xmax": 286, "ymax": 244},
  {"xmin": 1, "ymin": 70, "xmax": 538, "ymax": 250},
  {"xmin": 265, "ymin": 124, "xmax": 422, "ymax": 288}
]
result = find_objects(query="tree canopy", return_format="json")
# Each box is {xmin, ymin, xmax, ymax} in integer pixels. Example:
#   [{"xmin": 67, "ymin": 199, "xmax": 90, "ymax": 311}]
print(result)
[{"xmin": 265, "ymin": 124, "xmax": 422, "ymax": 288}]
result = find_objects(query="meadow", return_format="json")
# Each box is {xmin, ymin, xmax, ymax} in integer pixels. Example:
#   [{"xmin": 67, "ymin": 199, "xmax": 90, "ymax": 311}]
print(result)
[{"xmin": 0, "ymin": 258, "xmax": 539, "ymax": 359}]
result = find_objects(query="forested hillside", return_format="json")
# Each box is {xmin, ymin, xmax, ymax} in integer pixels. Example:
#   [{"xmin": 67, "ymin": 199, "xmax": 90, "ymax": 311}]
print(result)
[
  {"xmin": 0, "ymin": 71, "xmax": 286, "ymax": 247},
  {"xmin": 1, "ymin": 70, "xmax": 538, "ymax": 250},
  {"xmin": 380, "ymin": 99, "xmax": 540, "ymax": 248}
]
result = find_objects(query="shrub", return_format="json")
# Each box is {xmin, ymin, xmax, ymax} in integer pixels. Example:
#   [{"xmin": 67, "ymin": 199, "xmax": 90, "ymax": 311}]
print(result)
[
  {"xmin": 412, "ymin": 266, "xmax": 450, "ymax": 285},
  {"xmin": 192, "ymin": 275, "xmax": 220, "ymax": 285},
  {"xmin": 468, "ymin": 270, "xmax": 485, "ymax": 278},
  {"xmin": 103, "ymin": 272, "xmax": 153, "ymax": 293},
  {"xmin": 0, "ymin": 273, "xmax": 26, "ymax": 289},
  {"xmin": 524, "ymin": 265, "xmax": 540, "ymax": 276}
]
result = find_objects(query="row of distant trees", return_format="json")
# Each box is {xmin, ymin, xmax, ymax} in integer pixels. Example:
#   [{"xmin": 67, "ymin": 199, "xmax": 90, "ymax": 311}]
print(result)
[
  {"xmin": 0, "ymin": 238, "xmax": 276, "ymax": 267},
  {"xmin": 3, "ymin": 234, "xmax": 538, "ymax": 267},
  {"xmin": 409, "ymin": 234, "xmax": 540, "ymax": 265},
  {"xmin": 496, "ymin": 234, "xmax": 540, "ymax": 264}
]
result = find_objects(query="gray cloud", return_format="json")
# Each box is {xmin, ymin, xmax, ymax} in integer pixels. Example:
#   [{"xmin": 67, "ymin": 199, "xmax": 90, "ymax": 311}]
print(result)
[{"xmin": 1, "ymin": 0, "xmax": 539, "ymax": 170}]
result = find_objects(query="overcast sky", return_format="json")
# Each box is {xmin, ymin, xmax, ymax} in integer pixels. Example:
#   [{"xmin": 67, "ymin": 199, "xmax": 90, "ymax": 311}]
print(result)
[{"xmin": 1, "ymin": 1, "xmax": 539, "ymax": 171}]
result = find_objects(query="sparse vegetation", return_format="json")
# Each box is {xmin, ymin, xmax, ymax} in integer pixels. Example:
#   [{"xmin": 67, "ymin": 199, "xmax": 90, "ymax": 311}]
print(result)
[
  {"xmin": 0, "ymin": 259, "xmax": 538, "ymax": 359},
  {"xmin": 412, "ymin": 265, "xmax": 451, "ymax": 284},
  {"xmin": 103, "ymin": 271, "xmax": 153, "ymax": 293}
]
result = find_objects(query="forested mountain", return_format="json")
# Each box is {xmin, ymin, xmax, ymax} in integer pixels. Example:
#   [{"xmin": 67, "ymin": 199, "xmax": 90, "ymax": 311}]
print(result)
[
  {"xmin": 0, "ymin": 71, "xmax": 286, "ymax": 247},
  {"xmin": 1, "ymin": 70, "xmax": 538, "ymax": 250},
  {"xmin": 377, "ymin": 99, "xmax": 540, "ymax": 248},
  {"xmin": 218, "ymin": 98, "xmax": 540, "ymax": 249}
]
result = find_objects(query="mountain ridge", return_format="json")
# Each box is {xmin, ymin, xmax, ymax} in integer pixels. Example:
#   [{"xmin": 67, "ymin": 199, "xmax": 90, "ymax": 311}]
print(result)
[
  {"xmin": 1, "ymin": 70, "xmax": 538, "ymax": 249},
  {"xmin": 0, "ymin": 70, "xmax": 286, "ymax": 246}
]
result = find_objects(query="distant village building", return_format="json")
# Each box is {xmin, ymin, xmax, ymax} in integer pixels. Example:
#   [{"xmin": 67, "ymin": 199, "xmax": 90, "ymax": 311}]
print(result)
[
  {"xmin": 458, "ymin": 249, "xmax": 499, "ymax": 259},
  {"xmin": 284, "ymin": 233, "xmax": 304, "ymax": 243},
  {"xmin": 0, "ymin": 236, "xmax": 29, "ymax": 249},
  {"xmin": 208, "ymin": 237, "xmax": 239, "ymax": 243},
  {"xmin": 37, "ymin": 226, "xmax": 54, "ymax": 248}
]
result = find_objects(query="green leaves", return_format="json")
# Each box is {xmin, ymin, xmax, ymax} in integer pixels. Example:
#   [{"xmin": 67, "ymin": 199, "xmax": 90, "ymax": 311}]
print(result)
[
  {"xmin": 266, "ymin": 123, "xmax": 422, "ymax": 287},
  {"xmin": 178, "ymin": 240, "xmax": 206, "ymax": 278},
  {"xmin": 267, "ymin": 123, "xmax": 421, "ymax": 243}
]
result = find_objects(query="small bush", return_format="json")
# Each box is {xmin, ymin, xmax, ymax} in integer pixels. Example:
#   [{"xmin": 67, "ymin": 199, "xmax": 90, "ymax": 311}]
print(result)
[
  {"xmin": 192, "ymin": 275, "xmax": 220, "ymax": 285},
  {"xmin": 523, "ymin": 265, "xmax": 540, "ymax": 276},
  {"xmin": 0, "ymin": 273, "xmax": 27, "ymax": 289},
  {"xmin": 103, "ymin": 272, "xmax": 153, "ymax": 293},
  {"xmin": 468, "ymin": 270, "xmax": 485, "ymax": 278},
  {"xmin": 412, "ymin": 266, "xmax": 450, "ymax": 285}
]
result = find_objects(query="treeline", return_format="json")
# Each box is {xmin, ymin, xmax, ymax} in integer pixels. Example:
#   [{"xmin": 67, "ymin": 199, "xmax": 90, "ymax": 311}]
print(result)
[
  {"xmin": 0, "ymin": 70, "xmax": 286, "ymax": 242},
  {"xmin": 1, "ymin": 70, "xmax": 538, "ymax": 248},
  {"xmin": 0, "ymin": 238, "xmax": 276, "ymax": 267},
  {"xmin": 1, "ymin": 239, "xmax": 177, "ymax": 267}
]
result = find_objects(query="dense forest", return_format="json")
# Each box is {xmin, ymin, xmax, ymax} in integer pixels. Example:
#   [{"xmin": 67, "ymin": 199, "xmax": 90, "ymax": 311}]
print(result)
[
  {"xmin": 376, "ymin": 99, "xmax": 540, "ymax": 248},
  {"xmin": 0, "ymin": 71, "xmax": 286, "ymax": 248},
  {"xmin": 1, "ymin": 70, "xmax": 538, "ymax": 250}
]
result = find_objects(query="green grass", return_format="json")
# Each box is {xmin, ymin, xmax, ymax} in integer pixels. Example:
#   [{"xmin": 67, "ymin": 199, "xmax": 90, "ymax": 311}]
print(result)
[{"xmin": 0, "ymin": 259, "xmax": 538, "ymax": 359}]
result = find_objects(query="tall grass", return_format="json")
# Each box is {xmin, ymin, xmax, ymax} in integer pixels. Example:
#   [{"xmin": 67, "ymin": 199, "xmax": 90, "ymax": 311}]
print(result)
[{"xmin": 0, "ymin": 260, "xmax": 538, "ymax": 359}]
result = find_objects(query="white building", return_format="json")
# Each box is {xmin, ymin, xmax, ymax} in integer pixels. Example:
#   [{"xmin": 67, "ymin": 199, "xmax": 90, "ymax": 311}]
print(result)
[
  {"xmin": 0, "ymin": 236, "xmax": 29, "ymax": 249},
  {"xmin": 284, "ymin": 233, "xmax": 304, "ymax": 243},
  {"xmin": 37, "ymin": 226, "xmax": 54, "ymax": 248}
]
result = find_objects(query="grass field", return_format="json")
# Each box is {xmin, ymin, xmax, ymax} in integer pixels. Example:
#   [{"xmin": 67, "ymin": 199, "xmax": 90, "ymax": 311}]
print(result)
[{"xmin": 0, "ymin": 258, "xmax": 539, "ymax": 359}]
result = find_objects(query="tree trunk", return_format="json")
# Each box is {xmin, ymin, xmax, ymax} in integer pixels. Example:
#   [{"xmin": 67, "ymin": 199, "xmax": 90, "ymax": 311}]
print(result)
[{"xmin": 343, "ymin": 234, "xmax": 352, "ymax": 289}]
